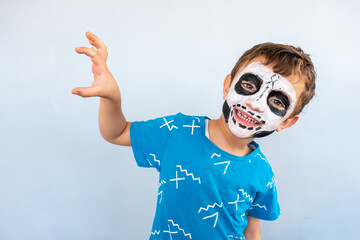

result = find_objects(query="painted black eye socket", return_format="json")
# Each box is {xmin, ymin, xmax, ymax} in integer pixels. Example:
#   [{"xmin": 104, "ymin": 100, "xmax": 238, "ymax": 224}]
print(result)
[
  {"xmin": 269, "ymin": 97, "xmax": 285, "ymax": 110},
  {"xmin": 267, "ymin": 91, "xmax": 290, "ymax": 117},
  {"xmin": 234, "ymin": 73, "xmax": 262, "ymax": 96},
  {"xmin": 241, "ymin": 81, "xmax": 257, "ymax": 93}
]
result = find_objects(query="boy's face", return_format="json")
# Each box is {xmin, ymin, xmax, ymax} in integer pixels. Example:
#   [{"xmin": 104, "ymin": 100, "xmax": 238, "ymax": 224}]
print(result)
[{"xmin": 223, "ymin": 58, "xmax": 304, "ymax": 139}]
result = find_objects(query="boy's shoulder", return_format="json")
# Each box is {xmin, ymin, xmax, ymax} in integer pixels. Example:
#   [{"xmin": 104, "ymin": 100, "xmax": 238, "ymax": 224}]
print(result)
[
  {"xmin": 157, "ymin": 112, "xmax": 209, "ymax": 127},
  {"xmin": 173, "ymin": 112, "xmax": 208, "ymax": 120}
]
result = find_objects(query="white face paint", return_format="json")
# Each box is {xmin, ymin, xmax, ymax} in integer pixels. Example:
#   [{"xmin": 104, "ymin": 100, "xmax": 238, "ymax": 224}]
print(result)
[{"xmin": 223, "ymin": 62, "xmax": 297, "ymax": 138}]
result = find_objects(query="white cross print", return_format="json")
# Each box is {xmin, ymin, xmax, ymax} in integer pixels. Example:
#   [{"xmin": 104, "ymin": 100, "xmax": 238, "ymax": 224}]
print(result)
[
  {"xmin": 228, "ymin": 194, "xmax": 245, "ymax": 211},
  {"xmin": 163, "ymin": 224, "xmax": 178, "ymax": 240},
  {"xmin": 183, "ymin": 119, "xmax": 200, "ymax": 135},
  {"xmin": 170, "ymin": 171, "xmax": 185, "ymax": 189},
  {"xmin": 160, "ymin": 117, "xmax": 178, "ymax": 131}
]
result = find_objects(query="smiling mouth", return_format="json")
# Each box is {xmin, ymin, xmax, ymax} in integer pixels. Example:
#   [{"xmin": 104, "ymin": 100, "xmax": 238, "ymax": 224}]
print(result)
[
  {"xmin": 232, "ymin": 108, "xmax": 264, "ymax": 129},
  {"xmin": 235, "ymin": 108, "xmax": 260, "ymax": 125}
]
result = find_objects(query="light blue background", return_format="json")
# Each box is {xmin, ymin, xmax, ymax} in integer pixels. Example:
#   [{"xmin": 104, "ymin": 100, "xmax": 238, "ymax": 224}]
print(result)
[{"xmin": 1, "ymin": 0, "xmax": 359, "ymax": 239}]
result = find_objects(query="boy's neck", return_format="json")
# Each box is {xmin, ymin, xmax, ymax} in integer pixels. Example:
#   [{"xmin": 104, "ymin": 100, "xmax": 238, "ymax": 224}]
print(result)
[{"xmin": 208, "ymin": 115, "xmax": 255, "ymax": 157}]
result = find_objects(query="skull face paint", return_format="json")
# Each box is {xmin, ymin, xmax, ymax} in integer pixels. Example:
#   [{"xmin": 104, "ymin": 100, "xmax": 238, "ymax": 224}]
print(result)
[{"xmin": 223, "ymin": 62, "xmax": 297, "ymax": 138}]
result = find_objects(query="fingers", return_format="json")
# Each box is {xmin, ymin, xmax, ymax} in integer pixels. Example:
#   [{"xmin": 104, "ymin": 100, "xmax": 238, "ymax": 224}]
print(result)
[
  {"xmin": 75, "ymin": 47, "xmax": 96, "ymax": 57},
  {"xmin": 72, "ymin": 86, "xmax": 100, "ymax": 98},
  {"xmin": 75, "ymin": 46, "xmax": 104, "ymax": 66},
  {"xmin": 86, "ymin": 31, "xmax": 106, "ymax": 50}
]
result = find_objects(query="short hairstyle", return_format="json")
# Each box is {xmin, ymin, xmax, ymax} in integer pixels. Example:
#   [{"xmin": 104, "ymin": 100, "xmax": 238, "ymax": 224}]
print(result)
[{"xmin": 230, "ymin": 43, "xmax": 316, "ymax": 117}]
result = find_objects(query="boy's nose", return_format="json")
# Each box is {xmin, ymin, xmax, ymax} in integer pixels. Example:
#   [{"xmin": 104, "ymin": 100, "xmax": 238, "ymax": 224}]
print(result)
[{"xmin": 245, "ymin": 100, "xmax": 265, "ymax": 113}]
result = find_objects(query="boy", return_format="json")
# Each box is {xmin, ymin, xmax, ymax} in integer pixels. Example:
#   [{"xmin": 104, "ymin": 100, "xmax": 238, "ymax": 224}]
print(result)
[{"xmin": 72, "ymin": 32, "xmax": 316, "ymax": 240}]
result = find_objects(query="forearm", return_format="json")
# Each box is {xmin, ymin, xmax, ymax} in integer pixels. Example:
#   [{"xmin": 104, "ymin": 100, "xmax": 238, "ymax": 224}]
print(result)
[
  {"xmin": 98, "ymin": 92, "xmax": 127, "ymax": 143},
  {"xmin": 243, "ymin": 231, "xmax": 261, "ymax": 240},
  {"xmin": 243, "ymin": 216, "xmax": 261, "ymax": 240},
  {"xmin": 73, "ymin": 32, "xmax": 131, "ymax": 146}
]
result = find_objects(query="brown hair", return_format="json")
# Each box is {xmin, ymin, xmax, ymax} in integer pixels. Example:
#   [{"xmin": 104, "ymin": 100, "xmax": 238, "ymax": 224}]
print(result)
[{"xmin": 231, "ymin": 43, "xmax": 316, "ymax": 117}]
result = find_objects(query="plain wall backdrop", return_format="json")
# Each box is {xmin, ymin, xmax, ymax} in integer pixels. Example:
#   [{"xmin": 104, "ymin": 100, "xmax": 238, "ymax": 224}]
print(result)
[{"xmin": 1, "ymin": 0, "xmax": 359, "ymax": 239}]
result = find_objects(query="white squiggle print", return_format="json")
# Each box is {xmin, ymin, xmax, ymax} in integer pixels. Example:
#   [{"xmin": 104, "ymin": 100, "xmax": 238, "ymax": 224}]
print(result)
[
  {"xmin": 228, "ymin": 235, "xmax": 245, "ymax": 240},
  {"xmin": 168, "ymin": 219, "xmax": 192, "ymax": 239},
  {"xmin": 151, "ymin": 230, "xmax": 160, "ymax": 235},
  {"xmin": 256, "ymin": 153, "xmax": 268, "ymax": 163},
  {"xmin": 160, "ymin": 118, "xmax": 178, "ymax": 131},
  {"xmin": 159, "ymin": 180, "xmax": 167, "ymax": 187},
  {"xmin": 198, "ymin": 202, "xmax": 223, "ymax": 213},
  {"xmin": 266, "ymin": 176, "xmax": 275, "ymax": 190},
  {"xmin": 251, "ymin": 204, "xmax": 267, "ymax": 211},
  {"xmin": 239, "ymin": 189, "xmax": 253, "ymax": 202},
  {"xmin": 149, "ymin": 153, "xmax": 160, "ymax": 166},
  {"xmin": 176, "ymin": 165, "xmax": 201, "ymax": 184},
  {"xmin": 211, "ymin": 153, "xmax": 221, "ymax": 158}
]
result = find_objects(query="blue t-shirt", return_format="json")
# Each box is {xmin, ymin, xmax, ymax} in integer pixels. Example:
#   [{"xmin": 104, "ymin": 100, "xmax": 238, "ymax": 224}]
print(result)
[{"xmin": 130, "ymin": 113, "xmax": 280, "ymax": 240}]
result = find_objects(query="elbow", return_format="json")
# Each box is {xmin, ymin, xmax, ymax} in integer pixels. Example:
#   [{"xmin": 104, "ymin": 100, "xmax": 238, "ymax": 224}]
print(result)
[
  {"xmin": 243, "ymin": 230, "xmax": 261, "ymax": 240},
  {"xmin": 100, "ymin": 122, "xmax": 132, "ymax": 146}
]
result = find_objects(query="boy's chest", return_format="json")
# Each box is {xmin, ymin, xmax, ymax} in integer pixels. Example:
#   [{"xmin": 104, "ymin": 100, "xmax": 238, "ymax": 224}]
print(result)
[{"xmin": 158, "ymin": 141, "xmax": 261, "ymax": 214}]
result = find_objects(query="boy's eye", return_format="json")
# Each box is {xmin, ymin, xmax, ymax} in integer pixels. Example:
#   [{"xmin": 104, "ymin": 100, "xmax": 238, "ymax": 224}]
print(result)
[
  {"xmin": 267, "ymin": 91, "xmax": 290, "ymax": 117},
  {"xmin": 241, "ymin": 81, "xmax": 257, "ymax": 93},
  {"xmin": 235, "ymin": 73, "xmax": 262, "ymax": 96},
  {"xmin": 268, "ymin": 96, "xmax": 285, "ymax": 110}
]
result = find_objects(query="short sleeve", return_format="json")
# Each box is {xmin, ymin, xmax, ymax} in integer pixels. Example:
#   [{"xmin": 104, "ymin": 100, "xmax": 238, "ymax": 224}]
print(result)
[
  {"xmin": 130, "ymin": 114, "xmax": 179, "ymax": 171},
  {"xmin": 246, "ymin": 176, "xmax": 281, "ymax": 221}
]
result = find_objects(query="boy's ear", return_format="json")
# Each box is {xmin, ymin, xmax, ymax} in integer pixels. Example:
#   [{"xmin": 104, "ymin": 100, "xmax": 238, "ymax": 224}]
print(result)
[
  {"xmin": 276, "ymin": 115, "xmax": 299, "ymax": 132},
  {"xmin": 223, "ymin": 74, "xmax": 232, "ymax": 99}
]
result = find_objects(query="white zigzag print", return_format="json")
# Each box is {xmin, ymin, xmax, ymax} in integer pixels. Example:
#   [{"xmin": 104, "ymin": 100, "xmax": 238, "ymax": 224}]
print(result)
[
  {"xmin": 149, "ymin": 153, "xmax": 160, "ymax": 166},
  {"xmin": 168, "ymin": 219, "xmax": 192, "ymax": 239},
  {"xmin": 266, "ymin": 177, "xmax": 275, "ymax": 189},
  {"xmin": 251, "ymin": 204, "xmax": 267, "ymax": 211},
  {"xmin": 176, "ymin": 165, "xmax": 201, "ymax": 184},
  {"xmin": 256, "ymin": 153, "xmax": 268, "ymax": 163},
  {"xmin": 211, "ymin": 153, "xmax": 221, "ymax": 158},
  {"xmin": 228, "ymin": 235, "xmax": 245, "ymax": 240},
  {"xmin": 160, "ymin": 118, "xmax": 178, "ymax": 131},
  {"xmin": 159, "ymin": 180, "xmax": 167, "ymax": 187},
  {"xmin": 198, "ymin": 202, "xmax": 223, "ymax": 213},
  {"xmin": 151, "ymin": 230, "xmax": 160, "ymax": 235},
  {"xmin": 239, "ymin": 189, "xmax": 253, "ymax": 202}
]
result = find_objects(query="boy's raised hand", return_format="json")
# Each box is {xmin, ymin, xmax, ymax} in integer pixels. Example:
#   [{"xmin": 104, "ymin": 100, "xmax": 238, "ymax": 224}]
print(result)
[{"xmin": 72, "ymin": 32, "xmax": 120, "ymax": 100}]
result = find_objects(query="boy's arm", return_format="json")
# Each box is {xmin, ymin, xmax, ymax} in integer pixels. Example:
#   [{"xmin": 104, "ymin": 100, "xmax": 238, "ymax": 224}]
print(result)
[
  {"xmin": 243, "ymin": 216, "xmax": 261, "ymax": 240},
  {"xmin": 72, "ymin": 32, "xmax": 131, "ymax": 146}
]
